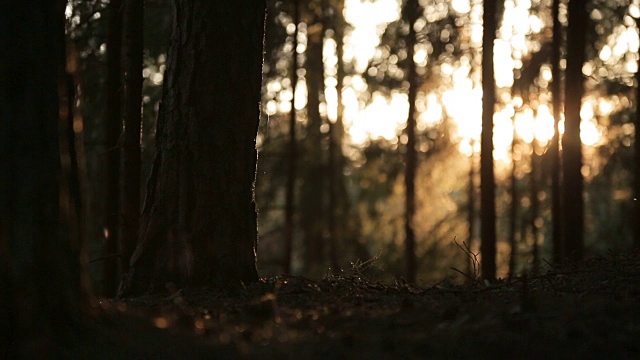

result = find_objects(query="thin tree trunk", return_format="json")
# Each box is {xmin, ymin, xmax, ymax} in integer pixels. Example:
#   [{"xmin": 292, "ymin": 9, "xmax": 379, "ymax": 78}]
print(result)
[
  {"xmin": 119, "ymin": 1, "xmax": 265, "ymax": 296},
  {"xmin": 404, "ymin": 0, "xmax": 420, "ymax": 284},
  {"xmin": 283, "ymin": 0, "xmax": 299, "ymax": 274},
  {"xmin": 562, "ymin": 0, "xmax": 586, "ymax": 262},
  {"xmin": 550, "ymin": 0, "xmax": 564, "ymax": 262},
  {"xmin": 467, "ymin": 140, "xmax": 477, "ymax": 279},
  {"xmin": 323, "ymin": 0, "xmax": 340, "ymax": 272},
  {"xmin": 634, "ymin": 17, "xmax": 640, "ymax": 250},
  {"xmin": 121, "ymin": 0, "xmax": 144, "ymax": 273},
  {"xmin": 481, "ymin": 0, "xmax": 498, "ymax": 280},
  {"xmin": 104, "ymin": 0, "xmax": 124, "ymax": 297},
  {"xmin": 531, "ymin": 140, "xmax": 540, "ymax": 274},
  {"xmin": 333, "ymin": 2, "xmax": 356, "ymax": 266},
  {"xmin": 508, "ymin": 133, "xmax": 517, "ymax": 277},
  {"xmin": 301, "ymin": 19, "xmax": 326, "ymax": 273}
]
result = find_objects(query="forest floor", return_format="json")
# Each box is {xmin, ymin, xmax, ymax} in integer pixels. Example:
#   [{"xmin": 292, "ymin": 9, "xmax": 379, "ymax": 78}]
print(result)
[{"xmin": 67, "ymin": 251, "xmax": 640, "ymax": 359}]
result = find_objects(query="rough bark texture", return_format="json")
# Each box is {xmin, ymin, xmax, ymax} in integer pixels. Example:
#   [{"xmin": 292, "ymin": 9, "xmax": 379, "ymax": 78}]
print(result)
[
  {"xmin": 284, "ymin": 0, "xmax": 299, "ymax": 274},
  {"xmin": 119, "ymin": 0, "xmax": 265, "ymax": 296},
  {"xmin": 1, "ymin": 1, "xmax": 82, "ymax": 356},
  {"xmin": 121, "ymin": 0, "xmax": 144, "ymax": 272},
  {"xmin": 550, "ymin": 0, "xmax": 564, "ymax": 262},
  {"xmin": 104, "ymin": 0, "xmax": 124, "ymax": 297},
  {"xmin": 403, "ymin": 0, "xmax": 420, "ymax": 284},
  {"xmin": 481, "ymin": 0, "xmax": 498, "ymax": 280},
  {"xmin": 562, "ymin": 0, "xmax": 586, "ymax": 262}
]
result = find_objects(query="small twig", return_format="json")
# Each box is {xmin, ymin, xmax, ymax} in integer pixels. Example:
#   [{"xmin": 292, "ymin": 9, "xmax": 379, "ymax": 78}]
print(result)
[{"xmin": 453, "ymin": 237, "xmax": 480, "ymax": 281}]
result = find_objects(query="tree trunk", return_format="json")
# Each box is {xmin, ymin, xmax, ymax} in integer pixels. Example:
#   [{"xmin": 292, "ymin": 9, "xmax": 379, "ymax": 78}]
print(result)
[
  {"xmin": 404, "ymin": 0, "xmax": 420, "ymax": 284},
  {"xmin": 121, "ymin": 0, "xmax": 144, "ymax": 273},
  {"xmin": 562, "ymin": 0, "xmax": 586, "ymax": 262},
  {"xmin": 119, "ymin": 0, "xmax": 265, "ymax": 296},
  {"xmin": 634, "ymin": 17, "xmax": 640, "ymax": 250},
  {"xmin": 481, "ymin": 0, "xmax": 498, "ymax": 280},
  {"xmin": 1, "ymin": 1, "xmax": 82, "ymax": 356},
  {"xmin": 283, "ymin": 0, "xmax": 299, "ymax": 274},
  {"xmin": 325, "ymin": 0, "xmax": 340, "ymax": 272},
  {"xmin": 550, "ymin": 0, "xmax": 564, "ymax": 263},
  {"xmin": 301, "ymin": 20, "xmax": 326, "ymax": 273},
  {"xmin": 467, "ymin": 141, "xmax": 477, "ymax": 279},
  {"xmin": 530, "ymin": 140, "xmax": 540, "ymax": 274},
  {"xmin": 508, "ymin": 134, "xmax": 517, "ymax": 277},
  {"xmin": 104, "ymin": 0, "xmax": 124, "ymax": 297}
]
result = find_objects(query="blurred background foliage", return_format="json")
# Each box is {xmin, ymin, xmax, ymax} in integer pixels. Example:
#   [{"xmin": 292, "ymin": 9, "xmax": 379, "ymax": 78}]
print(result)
[{"xmin": 64, "ymin": 0, "xmax": 639, "ymax": 292}]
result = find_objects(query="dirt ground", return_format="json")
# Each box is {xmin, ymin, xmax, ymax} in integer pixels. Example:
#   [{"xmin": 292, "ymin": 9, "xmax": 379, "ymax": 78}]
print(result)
[{"xmin": 61, "ymin": 251, "xmax": 640, "ymax": 359}]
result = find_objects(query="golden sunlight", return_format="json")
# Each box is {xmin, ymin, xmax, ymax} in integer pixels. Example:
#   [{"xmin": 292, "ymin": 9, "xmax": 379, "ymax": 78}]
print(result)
[{"xmin": 269, "ymin": 0, "xmax": 632, "ymax": 154}]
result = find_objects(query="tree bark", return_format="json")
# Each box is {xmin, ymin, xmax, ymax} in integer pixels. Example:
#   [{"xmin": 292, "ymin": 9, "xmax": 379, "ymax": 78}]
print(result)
[
  {"xmin": 121, "ymin": 0, "xmax": 144, "ymax": 273},
  {"xmin": 481, "ymin": 0, "xmax": 498, "ymax": 280},
  {"xmin": 119, "ymin": 0, "xmax": 265, "ymax": 296},
  {"xmin": 562, "ymin": 0, "xmax": 586, "ymax": 262},
  {"xmin": 104, "ymin": 0, "xmax": 124, "ymax": 297}
]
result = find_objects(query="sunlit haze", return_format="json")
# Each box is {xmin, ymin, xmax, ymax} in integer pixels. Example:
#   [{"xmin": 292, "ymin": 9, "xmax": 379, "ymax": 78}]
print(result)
[{"xmin": 263, "ymin": 0, "xmax": 640, "ymax": 162}]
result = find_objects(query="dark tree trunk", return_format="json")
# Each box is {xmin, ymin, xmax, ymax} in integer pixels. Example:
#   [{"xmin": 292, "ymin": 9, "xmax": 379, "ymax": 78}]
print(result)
[
  {"xmin": 481, "ymin": 0, "xmax": 498, "ymax": 280},
  {"xmin": 634, "ymin": 17, "xmax": 640, "ymax": 250},
  {"xmin": 508, "ymin": 134, "xmax": 517, "ymax": 277},
  {"xmin": 562, "ymin": 0, "xmax": 587, "ymax": 262},
  {"xmin": 119, "ymin": 0, "xmax": 265, "ymax": 296},
  {"xmin": 283, "ymin": 0, "xmax": 299, "ymax": 274},
  {"xmin": 550, "ymin": 0, "xmax": 564, "ymax": 263},
  {"xmin": 121, "ymin": 0, "xmax": 144, "ymax": 273},
  {"xmin": 467, "ymin": 141, "xmax": 477, "ymax": 279},
  {"xmin": 104, "ymin": 0, "xmax": 124, "ymax": 297},
  {"xmin": 325, "ymin": 0, "xmax": 339, "ymax": 272},
  {"xmin": 301, "ymin": 21, "xmax": 326, "ymax": 273},
  {"xmin": 403, "ymin": 0, "xmax": 420, "ymax": 284},
  {"xmin": 530, "ymin": 141, "xmax": 540, "ymax": 274},
  {"xmin": 1, "ymin": 1, "xmax": 83, "ymax": 356},
  {"xmin": 331, "ymin": 5, "xmax": 357, "ymax": 267}
]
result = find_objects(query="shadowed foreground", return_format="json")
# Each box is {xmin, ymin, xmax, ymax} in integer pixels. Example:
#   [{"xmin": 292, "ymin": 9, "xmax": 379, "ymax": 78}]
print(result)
[{"xmin": 53, "ymin": 252, "xmax": 640, "ymax": 358}]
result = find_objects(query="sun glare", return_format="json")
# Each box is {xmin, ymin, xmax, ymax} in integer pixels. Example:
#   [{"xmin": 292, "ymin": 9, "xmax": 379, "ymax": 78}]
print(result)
[{"xmin": 266, "ymin": 0, "xmax": 629, "ymax": 156}]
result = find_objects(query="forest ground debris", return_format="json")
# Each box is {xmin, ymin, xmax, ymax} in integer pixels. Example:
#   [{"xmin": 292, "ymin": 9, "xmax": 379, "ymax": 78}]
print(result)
[{"xmin": 71, "ymin": 250, "xmax": 640, "ymax": 359}]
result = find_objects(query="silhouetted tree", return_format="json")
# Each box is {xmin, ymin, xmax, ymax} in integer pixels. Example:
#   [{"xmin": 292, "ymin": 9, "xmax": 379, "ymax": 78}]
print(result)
[
  {"xmin": 1, "ymin": 1, "xmax": 84, "ymax": 356},
  {"xmin": 104, "ymin": 0, "xmax": 124, "ymax": 297},
  {"xmin": 300, "ymin": 10, "xmax": 326, "ymax": 273},
  {"xmin": 121, "ymin": 0, "xmax": 144, "ymax": 273},
  {"xmin": 283, "ymin": 0, "xmax": 300, "ymax": 274},
  {"xmin": 508, "ymin": 131, "xmax": 517, "ymax": 276},
  {"xmin": 481, "ymin": 0, "xmax": 498, "ymax": 280},
  {"xmin": 403, "ymin": 0, "xmax": 420, "ymax": 284},
  {"xmin": 635, "ymin": 17, "xmax": 640, "ymax": 250},
  {"xmin": 530, "ymin": 140, "xmax": 540, "ymax": 274},
  {"xmin": 550, "ymin": 0, "xmax": 563, "ymax": 262},
  {"xmin": 562, "ymin": 0, "xmax": 587, "ymax": 262},
  {"xmin": 119, "ymin": 1, "xmax": 265, "ymax": 296}
]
